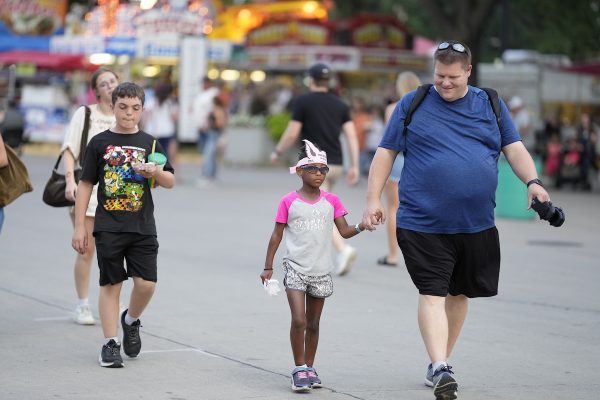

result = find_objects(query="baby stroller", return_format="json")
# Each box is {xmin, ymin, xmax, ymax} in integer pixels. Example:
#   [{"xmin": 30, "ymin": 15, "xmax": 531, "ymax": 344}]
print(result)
[{"xmin": 555, "ymin": 137, "xmax": 590, "ymax": 190}]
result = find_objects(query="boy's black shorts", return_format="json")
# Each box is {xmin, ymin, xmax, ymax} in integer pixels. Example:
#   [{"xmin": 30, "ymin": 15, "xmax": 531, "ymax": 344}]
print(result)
[
  {"xmin": 397, "ymin": 227, "xmax": 500, "ymax": 298},
  {"xmin": 95, "ymin": 232, "xmax": 159, "ymax": 286}
]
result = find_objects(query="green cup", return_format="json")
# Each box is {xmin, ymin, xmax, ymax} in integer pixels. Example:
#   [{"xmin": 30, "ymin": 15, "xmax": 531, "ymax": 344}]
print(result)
[{"xmin": 148, "ymin": 152, "xmax": 167, "ymax": 170}]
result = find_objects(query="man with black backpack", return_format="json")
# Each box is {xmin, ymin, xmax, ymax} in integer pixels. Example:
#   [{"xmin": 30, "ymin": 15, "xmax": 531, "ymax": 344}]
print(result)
[{"xmin": 362, "ymin": 41, "xmax": 551, "ymax": 400}]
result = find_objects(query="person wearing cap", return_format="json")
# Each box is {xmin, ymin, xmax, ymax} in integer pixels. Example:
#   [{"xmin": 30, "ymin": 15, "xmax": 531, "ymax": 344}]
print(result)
[
  {"xmin": 271, "ymin": 63, "xmax": 360, "ymax": 276},
  {"xmin": 508, "ymin": 96, "xmax": 534, "ymax": 152},
  {"xmin": 362, "ymin": 41, "xmax": 551, "ymax": 399},
  {"xmin": 262, "ymin": 140, "xmax": 368, "ymax": 392}
]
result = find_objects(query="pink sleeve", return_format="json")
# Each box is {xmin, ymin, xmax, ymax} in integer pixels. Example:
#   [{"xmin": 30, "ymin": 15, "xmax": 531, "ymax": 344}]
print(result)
[
  {"xmin": 324, "ymin": 192, "xmax": 348, "ymax": 219},
  {"xmin": 275, "ymin": 192, "xmax": 296, "ymax": 223}
]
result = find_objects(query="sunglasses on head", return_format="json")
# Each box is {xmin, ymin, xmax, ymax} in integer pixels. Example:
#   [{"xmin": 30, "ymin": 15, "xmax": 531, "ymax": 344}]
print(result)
[
  {"xmin": 300, "ymin": 165, "xmax": 330, "ymax": 174},
  {"xmin": 437, "ymin": 42, "xmax": 467, "ymax": 53}
]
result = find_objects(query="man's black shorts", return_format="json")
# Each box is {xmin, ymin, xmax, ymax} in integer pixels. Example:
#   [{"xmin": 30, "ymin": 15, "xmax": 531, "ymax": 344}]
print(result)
[
  {"xmin": 95, "ymin": 232, "xmax": 159, "ymax": 286},
  {"xmin": 397, "ymin": 227, "xmax": 500, "ymax": 298}
]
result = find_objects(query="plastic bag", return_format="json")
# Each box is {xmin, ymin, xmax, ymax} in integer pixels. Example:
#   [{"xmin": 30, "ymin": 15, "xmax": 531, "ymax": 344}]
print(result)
[{"xmin": 263, "ymin": 279, "xmax": 281, "ymax": 296}]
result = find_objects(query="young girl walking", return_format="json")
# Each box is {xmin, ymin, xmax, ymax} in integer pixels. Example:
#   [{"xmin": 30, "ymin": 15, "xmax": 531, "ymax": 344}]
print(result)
[{"xmin": 261, "ymin": 139, "xmax": 370, "ymax": 392}]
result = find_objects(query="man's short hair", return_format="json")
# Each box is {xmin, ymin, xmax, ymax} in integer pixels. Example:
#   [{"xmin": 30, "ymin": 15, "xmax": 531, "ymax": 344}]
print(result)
[
  {"xmin": 111, "ymin": 82, "xmax": 145, "ymax": 106},
  {"xmin": 434, "ymin": 40, "xmax": 472, "ymax": 68}
]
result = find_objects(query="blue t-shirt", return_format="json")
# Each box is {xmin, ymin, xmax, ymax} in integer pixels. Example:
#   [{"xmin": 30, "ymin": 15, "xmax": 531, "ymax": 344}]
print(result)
[{"xmin": 380, "ymin": 86, "xmax": 521, "ymax": 234}]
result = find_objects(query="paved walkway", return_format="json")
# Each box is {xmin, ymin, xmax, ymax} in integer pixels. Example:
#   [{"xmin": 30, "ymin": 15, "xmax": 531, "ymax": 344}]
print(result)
[{"xmin": 1, "ymin": 151, "xmax": 598, "ymax": 399}]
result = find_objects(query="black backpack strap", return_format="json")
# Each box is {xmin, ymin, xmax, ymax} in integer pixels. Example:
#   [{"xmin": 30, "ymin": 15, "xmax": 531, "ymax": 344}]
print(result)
[
  {"xmin": 480, "ymin": 87, "xmax": 501, "ymax": 128},
  {"xmin": 403, "ymin": 84, "xmax": 433, "ymax": 132}
]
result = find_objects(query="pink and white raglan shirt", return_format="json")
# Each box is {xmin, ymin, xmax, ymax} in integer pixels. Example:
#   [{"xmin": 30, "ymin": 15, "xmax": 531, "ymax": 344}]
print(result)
[{"xmin": 275, "ymin": 190, "xmax": 348, "ymax": 276}]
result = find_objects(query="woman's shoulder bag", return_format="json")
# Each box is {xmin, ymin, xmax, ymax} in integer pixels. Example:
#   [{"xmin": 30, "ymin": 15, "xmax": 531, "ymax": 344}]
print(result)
[
  {"xmin": 42, "ymin": 105, "xmax": 91, "ymax": 207},
  {"xmin": 0, "ymin": 143, "xmax": 34, "ymax": 207}
]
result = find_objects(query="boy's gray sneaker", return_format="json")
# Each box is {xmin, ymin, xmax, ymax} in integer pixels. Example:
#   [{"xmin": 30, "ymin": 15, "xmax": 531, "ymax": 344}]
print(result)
[
  {"xmin": 291, "ymin": 367, "xmax": 311, "ymax": 392},
  {"xmin": 425, "ymin": 363, "xmax": 434, "ymax": 387},
  {"xmin": 99, "ymin": 339, "xmax": 123, "ymax": 368},
  {"xmin": 432, "ymin": 365, "xmax": 458, "ymax": 400},
  {"xmin": 307, "ymin": 367, "xmax": 322, "ymax": 388},
  {"xmin": 121, "ymin": 309, "xmax": 142, "ymax": 358}
]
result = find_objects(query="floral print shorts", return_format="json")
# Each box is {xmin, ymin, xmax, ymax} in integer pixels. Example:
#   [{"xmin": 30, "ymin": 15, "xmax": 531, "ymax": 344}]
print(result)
[{"xmin": 282, "ymin": 261, "xmax": 333, "ymax": 298}]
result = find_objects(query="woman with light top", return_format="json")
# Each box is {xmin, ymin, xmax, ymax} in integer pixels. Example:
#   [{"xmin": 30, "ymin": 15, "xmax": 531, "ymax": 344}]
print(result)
[
  {"xmin": 377, "ymin": 71, "xmax": 421, "ymax": 267},
  {"xmin": 61, "ymin": 67, "xmax": 118, "ymax": 325}
]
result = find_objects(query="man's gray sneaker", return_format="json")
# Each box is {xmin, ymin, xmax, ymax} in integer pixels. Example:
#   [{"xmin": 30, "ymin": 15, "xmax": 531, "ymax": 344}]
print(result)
[
  {"xmin": 432, "ymin": 365, "xmax": 458, "ymax": 400},
  {"xmin": 121, "ymin": 309, "xmax": 142, "ymax": 358},
  {"xmin": 425, "ymin": 363, "xmax": 434, "ymax": 387}
]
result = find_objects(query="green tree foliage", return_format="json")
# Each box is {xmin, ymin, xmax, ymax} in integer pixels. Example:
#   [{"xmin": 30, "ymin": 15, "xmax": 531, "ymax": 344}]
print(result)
[
  {"xmin": 334, "ymin": 0, "xmax": 600, "ymax": 63},
  {"xmin": 499, "ymin": 0, "xmax": 600, "ymax": 62}
]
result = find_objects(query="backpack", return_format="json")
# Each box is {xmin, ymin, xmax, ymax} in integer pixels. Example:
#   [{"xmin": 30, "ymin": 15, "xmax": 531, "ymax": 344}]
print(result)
[{"xmin": 403, "ymin": 84, "xmax": 501, "ymax": 135}]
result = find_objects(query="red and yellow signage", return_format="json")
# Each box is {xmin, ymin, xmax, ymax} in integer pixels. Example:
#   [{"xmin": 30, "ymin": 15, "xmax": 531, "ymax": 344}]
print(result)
[
  {"xmin": 210, "ymin": 1, "xmax": 329, "ymax": 43},
  {"xmin": 0, "ymin": 0, "xmax": 67, "ymax": 36},
  {"xmin": 350, "ymin": 15, "xmax": 409, "ymax": 49},
  {"xmin": 247, "ymin": 21, "xmax": 329, "ymax": 46}
]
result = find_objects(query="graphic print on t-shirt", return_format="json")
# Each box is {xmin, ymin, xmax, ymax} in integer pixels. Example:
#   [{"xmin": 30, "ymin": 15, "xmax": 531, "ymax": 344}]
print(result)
[
  {"xmin": 293, "ymin": 208, "xmax": 327, "ymax": 232},
  {"xmin": 102, "ymin": 145, "xmax": 146, "ymax": 212}
]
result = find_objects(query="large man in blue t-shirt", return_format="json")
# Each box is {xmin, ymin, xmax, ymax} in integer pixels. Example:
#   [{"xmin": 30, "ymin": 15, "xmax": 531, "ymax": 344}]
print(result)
[{"xmin": 362, "ymin": 41, "xmax": 551, "ymax": 400}]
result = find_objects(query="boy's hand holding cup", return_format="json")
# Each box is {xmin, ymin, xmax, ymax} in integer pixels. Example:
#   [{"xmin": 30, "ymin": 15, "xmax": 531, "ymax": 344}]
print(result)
[
  {"xmin": 133, "ymin": 161, "xmax": 157, "ymax": 177},
  {"xmin": 147, "ymin": 152, "xmax": 167, "ymax": 188},
  {"xmin": 148, "ymin": 152, "xmax": 167, "ymax": 170}
]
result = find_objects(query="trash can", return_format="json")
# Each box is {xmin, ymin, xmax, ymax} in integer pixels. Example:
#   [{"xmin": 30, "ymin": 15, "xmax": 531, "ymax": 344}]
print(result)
[{"xmin": 495, "ymin": 156, "xmax": 542, "ymax": 219}]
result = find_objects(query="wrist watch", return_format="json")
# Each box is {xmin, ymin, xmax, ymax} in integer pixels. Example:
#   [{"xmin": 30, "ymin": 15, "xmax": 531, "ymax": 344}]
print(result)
[
  {"xmin": 355, "ymin": 223, "xmax": 364, "ymax": 233},
  {"xmin": 526, "ymin": 178, "xmax": 544, "ymax": 188}
]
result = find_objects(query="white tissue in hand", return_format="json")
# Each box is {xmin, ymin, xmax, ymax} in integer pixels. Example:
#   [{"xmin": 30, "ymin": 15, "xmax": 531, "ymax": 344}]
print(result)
[{"xmin": 263, "ymin": 279, "xmax": 281, "ymax": 296}]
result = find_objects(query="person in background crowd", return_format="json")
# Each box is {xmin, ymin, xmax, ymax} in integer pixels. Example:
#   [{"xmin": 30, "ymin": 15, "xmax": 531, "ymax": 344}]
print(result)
[
  {"xmin": 62, "ymin": 67, "xmax": 118, "ymax": 325},
  {"xmin": 351, "ymin": 96, "xmax": 371, "ymax": 176},
  {"xmin": 376, "ymin": 71, "xmax": 422, "ymax": 267},
  {"xmin": 0, "ymin": 99, "xmax": 25, "ymax": 154},
  {"xmin": 577, "ymin": 113, "xmax": 596, "ymax": 190},
  {"xmin": 197, "ymin": 96, "xmax": 228, "ymax": 186},
  {"xmin": 142, "ymin": 83, "xmax": 179, "ymax": 170},
  {"xmin": 0, "ymin": 133, "xmax": 8, "ymax": 234},
  {"xmin": 508, "ymin": 96, "xmax": 534, "ymax": 153},
  {"xmin": 192, "ymin": 77, "xmax": 220, "ymax": 186}
]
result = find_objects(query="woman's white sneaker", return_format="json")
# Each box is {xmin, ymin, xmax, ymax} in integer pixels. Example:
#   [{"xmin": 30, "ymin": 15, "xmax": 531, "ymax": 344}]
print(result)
[{"xmin": 73, "ymin": 305, "xmax": 95, "ymax": 325}]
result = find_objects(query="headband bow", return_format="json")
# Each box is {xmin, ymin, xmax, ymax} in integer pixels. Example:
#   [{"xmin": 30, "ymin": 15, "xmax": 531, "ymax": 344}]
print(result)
[{"xmin": 289, "ymin": 140, "xmax": 328, "ymax": 174}]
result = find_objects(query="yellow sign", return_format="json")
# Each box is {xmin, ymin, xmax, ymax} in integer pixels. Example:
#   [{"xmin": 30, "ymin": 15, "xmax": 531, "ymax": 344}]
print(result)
[
  {"xmin": 15, "ymin": 63, "xmax": 37, "ymax": 77},
  {"xmin": 210, "ymin": 1, "xmax": 328, "ymax": 43}
]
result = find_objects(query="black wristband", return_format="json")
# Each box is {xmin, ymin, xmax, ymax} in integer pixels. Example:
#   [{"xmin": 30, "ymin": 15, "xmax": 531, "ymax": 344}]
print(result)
[
  {"xmin": 527, "ymin": 178, "xmax": 544, "ymax": 188},
  {"xmin": 263, "ymin": 268, "xmax": 273, "ymax": 271}
]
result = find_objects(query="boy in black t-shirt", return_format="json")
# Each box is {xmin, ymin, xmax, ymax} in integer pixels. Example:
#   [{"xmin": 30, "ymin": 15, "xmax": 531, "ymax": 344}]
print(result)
[{"xmin": 72, "ymin": 82, "xmax": 175, "ymax": 368}]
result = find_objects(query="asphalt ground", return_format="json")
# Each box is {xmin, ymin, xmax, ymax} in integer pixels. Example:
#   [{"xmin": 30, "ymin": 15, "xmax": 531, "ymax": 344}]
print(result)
[{"xmin": 1, "ymin": 148, "xmax": 599, "ymax": 400}]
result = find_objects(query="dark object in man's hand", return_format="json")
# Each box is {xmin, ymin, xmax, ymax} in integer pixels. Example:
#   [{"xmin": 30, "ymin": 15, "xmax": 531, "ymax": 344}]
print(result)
[{"xmin": 531, "ymin": 198, "xmax": 565, "ymax": 227}]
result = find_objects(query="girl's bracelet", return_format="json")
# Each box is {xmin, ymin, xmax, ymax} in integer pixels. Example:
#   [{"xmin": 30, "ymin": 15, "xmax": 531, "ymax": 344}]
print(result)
[{"xmin": 263, "ymin": 268, "xmax": 273, "ymax": 271}]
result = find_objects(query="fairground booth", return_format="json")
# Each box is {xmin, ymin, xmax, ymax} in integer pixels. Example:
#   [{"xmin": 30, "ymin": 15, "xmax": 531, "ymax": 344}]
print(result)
[{"xmin": 0, "ymin": 0, "xmax": 430, "ymax": 144}]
